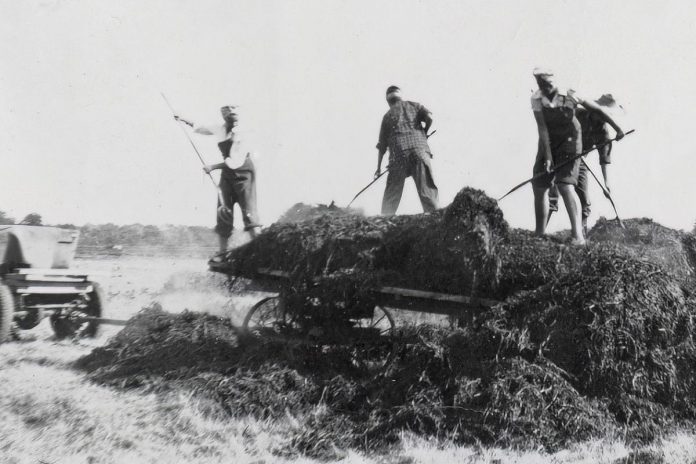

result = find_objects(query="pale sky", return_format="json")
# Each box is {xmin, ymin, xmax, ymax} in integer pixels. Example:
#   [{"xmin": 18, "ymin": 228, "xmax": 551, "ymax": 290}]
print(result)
[{"xmin": 1, "ymin": 0, "xmax": 695, "ymax": 232}]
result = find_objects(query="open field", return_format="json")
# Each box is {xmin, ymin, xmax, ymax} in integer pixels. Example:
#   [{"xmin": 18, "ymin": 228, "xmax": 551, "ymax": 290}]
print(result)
[{"xmin": 2, "ymin": 256, "xmax": 696, "ymax": 464}]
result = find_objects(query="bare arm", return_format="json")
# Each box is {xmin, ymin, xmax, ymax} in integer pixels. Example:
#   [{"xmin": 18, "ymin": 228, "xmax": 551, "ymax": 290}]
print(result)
[
  {"xmin": 205, "ymin": 157, "xmax": 240, "ymax": 173},
  {"xmin": 375, "ymin": 116, "xmax": 389, "ymax": 178},
  {"xmin": 579, "ymin": 99, "xmax": 624, "ymax": 140},
  {"xmin": 533, "ymin": 111, "xmax": 553, "ymax": 171},
  {"xmin": 203, "ymin": 162, "xmax": 226, "ymax": 174},
  {"xmin": 173, "ymin": 115, "xmax": 221, "ymax": 138},
  {"xmin": 192, "ymin": 125, "xmax": 216, "ymax": 136},
  {"xmin": 376, "ymin": 147, "xmax": 387, "ymax": 178},
  {"xmin": 173, "ymin": 115, "xmax": 194, "ymax": 127}
]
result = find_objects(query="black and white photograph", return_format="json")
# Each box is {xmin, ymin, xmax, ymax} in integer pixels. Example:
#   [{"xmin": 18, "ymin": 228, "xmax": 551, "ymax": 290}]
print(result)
[{"xmin": 1, "ymin": 1, "xmax": 695, "ymax": 463}]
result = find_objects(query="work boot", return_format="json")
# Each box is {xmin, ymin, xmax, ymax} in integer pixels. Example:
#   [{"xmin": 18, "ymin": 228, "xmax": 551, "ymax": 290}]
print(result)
[
  {"xmin": 207, "ymin": 236, "xmax": 229, "ymax": 269},
  {"xmin": 208, "ymin": 252, "xmax": 227, "ymax": 269}
]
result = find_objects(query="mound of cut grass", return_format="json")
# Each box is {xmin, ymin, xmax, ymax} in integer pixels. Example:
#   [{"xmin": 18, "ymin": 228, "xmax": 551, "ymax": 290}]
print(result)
[
  {"xmin": 78, "ymin": 189, "xmax": 696, "ymax": 458},
  {"xmin": 589, "ymin": 217, "xmax": 696, "ymax": 281}
]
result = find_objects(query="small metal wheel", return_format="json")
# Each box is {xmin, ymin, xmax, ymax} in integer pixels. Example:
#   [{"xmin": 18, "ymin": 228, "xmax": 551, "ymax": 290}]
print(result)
[
  {"xmin": 352, "ymin": 305, "xmax": 395, "ymax": 336},
  {"xmin": 243, "ymin": 295, "xmax": 298, "ymax": 336},
  {"xmin": 0, "ymin": 283, "xmax": 14, "ymax": 343},
  {"xmin": 51, "ymin": 282, "xmax": 104, "ymax": 340},
  {"xmin": 349, "ymin": 305, "xmax": 397, "ymax": 373},
  {"xmin": 15, "ymin": 299, "xmax": 43, "ymax": 330}
]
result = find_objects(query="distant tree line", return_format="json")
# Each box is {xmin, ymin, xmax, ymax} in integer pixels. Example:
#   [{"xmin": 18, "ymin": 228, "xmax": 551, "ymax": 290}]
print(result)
[
  {"xmin": 0, "ymin": 211, "xmax": 42, "ymax": 226},
  {"xmin": 72, "ymin": 223, "xmax": 218, "ymax": 248},
  {"xmin": 0, "ymin": 210, "xmax": 217, "ymax": 248}
]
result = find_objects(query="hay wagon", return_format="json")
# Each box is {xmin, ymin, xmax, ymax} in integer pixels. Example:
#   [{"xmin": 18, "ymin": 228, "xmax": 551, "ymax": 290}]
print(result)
[
  {"xmin": 211, "ymin": 264, "xmax": 500, "ymax": 370},
  {"xmin": 0, "ymin": 225, "xmax": 108, "ymax": 343}
]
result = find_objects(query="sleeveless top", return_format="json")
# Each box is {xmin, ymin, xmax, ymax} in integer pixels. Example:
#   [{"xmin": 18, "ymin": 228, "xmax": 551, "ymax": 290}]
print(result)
[{"xmin": 531, "ymin": 88, "xmax": 582, "ymax": 154}]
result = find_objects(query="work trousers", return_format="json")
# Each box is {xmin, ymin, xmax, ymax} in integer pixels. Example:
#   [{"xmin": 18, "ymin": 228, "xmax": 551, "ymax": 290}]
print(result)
[
  {"xmin": 381, "ymin": 149, "xmax": 438, "ymax": 216},
  {"xmin": 215, "ymin": 157, "xmax": 260, "ymax": 238}
]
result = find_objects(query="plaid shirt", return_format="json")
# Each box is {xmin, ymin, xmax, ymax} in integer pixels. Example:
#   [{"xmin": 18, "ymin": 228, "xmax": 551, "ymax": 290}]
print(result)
[{"xmin": 376, "ymin": 100, "xmax": 431, "ymax": 158}]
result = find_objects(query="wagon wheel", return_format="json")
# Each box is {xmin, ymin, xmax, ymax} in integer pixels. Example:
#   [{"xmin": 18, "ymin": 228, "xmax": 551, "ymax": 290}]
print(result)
[
  {"xmin": 0, "ymin": 283, "xmax": 14, "ymax": 343},
  {"xmin": 243, "ymin": 295, "xmax": 299, "ymax": 336},
  {"xmin": 51, "ymin": 282, "xmax": 104, "ymax": 340},
  {"xmin": 348, "ymin": 305, "xmax": 396, "ymax": 373}
]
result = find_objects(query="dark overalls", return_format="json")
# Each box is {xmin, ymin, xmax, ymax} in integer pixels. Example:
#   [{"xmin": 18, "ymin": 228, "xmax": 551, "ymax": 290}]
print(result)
[
  {"xmin": 531, "ymin": 91, "xmax": 582, "ymax": 189},
  {"xmin": 214, "ymin": 139, "xmax": 260, "ymax": 238}
]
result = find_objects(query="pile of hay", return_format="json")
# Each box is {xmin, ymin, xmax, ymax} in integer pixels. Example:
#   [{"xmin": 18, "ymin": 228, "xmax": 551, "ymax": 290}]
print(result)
[
  {"xmin": 219, "ymin": 195, "xmax": 696, "ymax": 305},
  {"xmin": 77, "ymin": 307, "xmax": 612, "ymax": 458},
  {"xmin": 276, "ymin": 201, "xmax": 355, "ymax": 224},
  {"xmin": 78, "ymin": 189, "xmax": 696, "ymax": 457},
  {"xmin": 216, "ymin": 188, "xmax": 508, "ymax": 302},
  {"xmin": 589, "ymin": 217, "xmax": 696, "ymax": 281},
  {"xmin": 467, "ymin": 246, "xmax": 696, "ymax": 442},
  {"xmin": 79, "ymin": 249, "xmax": 696, "ymax": 456},
  {"xmin": 76, "ymin": 304, "xmax": 243, "ymax": 388}
]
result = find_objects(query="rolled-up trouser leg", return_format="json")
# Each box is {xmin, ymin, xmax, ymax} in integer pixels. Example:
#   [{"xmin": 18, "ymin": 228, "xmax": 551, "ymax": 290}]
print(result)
[
  {"xmin": 215, "ymin": 175, "xmax": 234, "ymax": 239},
  {"xmin": 412, "ymin": 152, "xmax": 439, "ymax": 212},
  {"xmin": 230, "ymin": 159, "xmax": 261, "ymax": 230},
  {"xmin": 381, "ymin": 164, "xmax": 406, "ymax": 216},
  {"xmin": 576, "ymin": 161, "xmax": 590, "ymax": 219}
]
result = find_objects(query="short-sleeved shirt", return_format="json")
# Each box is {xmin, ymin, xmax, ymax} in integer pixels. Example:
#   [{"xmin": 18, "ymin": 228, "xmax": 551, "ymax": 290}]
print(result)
[
  {"xmin": 376, "ymin": 100, "xmax": 431, "ymax": 158},
  {"xmin": 193, "ymin": 123, "xmax": 247, "ymax": 168},
  {"xmin": 575, "ymin": 107, "xmax": 612, "ymax": 164},
  {"xmin": 193, "ymin": 123, "xmax": 235, "ymax": 148},
  {"xmin": 531, "ymin": 88, "xmax": 583, "ymax": 154},
  {"xmin": 575, "ymin": 107, "xmax": 609, "ymax": 147}
]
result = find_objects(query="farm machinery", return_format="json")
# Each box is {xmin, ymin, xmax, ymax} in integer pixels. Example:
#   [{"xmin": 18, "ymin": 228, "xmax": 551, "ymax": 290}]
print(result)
[{"xmin": 0, "ymin": 225, "xmax": 104, "ymax": 343}]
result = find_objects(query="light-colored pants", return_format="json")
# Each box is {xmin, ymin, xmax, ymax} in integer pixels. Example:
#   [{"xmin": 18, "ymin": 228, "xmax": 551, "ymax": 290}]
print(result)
[{"xmin": 381, "ymin": 149, "xmax": 438, "ymax": 216}]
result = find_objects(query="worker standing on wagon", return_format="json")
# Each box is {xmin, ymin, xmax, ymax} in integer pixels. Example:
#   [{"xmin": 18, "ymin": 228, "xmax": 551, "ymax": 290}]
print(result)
[
  {"xmin": 174, "ymin": 105, "xmax": 261, "ymax": 254},
  {"xmin": 375, "ymin": 86, "xmax": 439, "ymax": 215},
  {"xmin": 547, "ymin": 94, "xmax": 623, "ymax": 237},
  {"xmin": 530, "ymin": 68, "xmax": 624, "ymax": 244}
]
